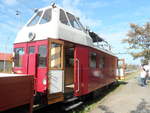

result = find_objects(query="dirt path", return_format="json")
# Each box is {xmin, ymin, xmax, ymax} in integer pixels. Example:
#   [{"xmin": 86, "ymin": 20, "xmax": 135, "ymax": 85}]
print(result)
[{"xmin": 90, "ymin": 74, "xmax": 150, "ymax": 113}]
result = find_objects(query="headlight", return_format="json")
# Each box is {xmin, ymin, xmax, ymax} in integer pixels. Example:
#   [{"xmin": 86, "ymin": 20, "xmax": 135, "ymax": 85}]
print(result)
[
  {"xmin": 28, "ymin": 32, "xmax": 36, "ymax": 41},
  {"xmin": 42, "ymin": 78, "xmax": 47, "ymax": 85}
]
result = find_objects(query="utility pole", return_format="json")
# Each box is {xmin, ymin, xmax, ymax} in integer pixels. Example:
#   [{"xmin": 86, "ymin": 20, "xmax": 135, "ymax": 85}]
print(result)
[
  {"xmin": 16, "ymin": 10, "xmax": 21, "ymax": 29},
  {"xmin": 3, "ymin": 37, "xmax": 10, "ymax": 73}
]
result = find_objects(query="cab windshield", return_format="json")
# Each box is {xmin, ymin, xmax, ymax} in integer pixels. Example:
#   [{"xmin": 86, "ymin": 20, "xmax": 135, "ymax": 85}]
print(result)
[
  {"xmin": 27, "ymin": 8, "xmax": 52, "ymax": 27},
  {"xmin": 27, "ymin": 11, "xmax": 43, "ymax": 27}
]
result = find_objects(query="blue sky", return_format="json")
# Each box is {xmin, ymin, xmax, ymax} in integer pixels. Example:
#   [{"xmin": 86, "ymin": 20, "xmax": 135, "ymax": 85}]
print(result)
[{"xmin": 0, "ymin": 0, "xmax": 150, "ymax": 64}]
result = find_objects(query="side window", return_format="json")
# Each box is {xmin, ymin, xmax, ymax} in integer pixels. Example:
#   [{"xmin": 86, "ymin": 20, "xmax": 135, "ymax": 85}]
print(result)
[
  {"xmin": 27, "ymin": 11, "xmax": 43, "ymax": 26},
  {"xmin": 28, "ymin": 46, "xmax": 35, "ymax": 54},
  {"xmin": 14, "ymin": 48, "xmax": 24, "ymax": 67},
  {"xmin": 38, "ymin": 45, "xmax": 47, "ymax": 67},
  {"xmin": 40, "ymin": 9, "xmax": 52, "ymax": 24},
  {"xmin": 76, "ymin": 18, "xmax": 86, "ymax": 32},
  {"xmin": 66, "ymin": 12, "xmax": 81, "ymax": 30},
  {"xmin": 99, "ymin": 56, "xmax": 105, "ymax": 68},
  {"xmin": 60, "ymin": 9, "xmax": 69, "ymax": 25},
  {"xmin": 90, "ymin": 52, "xmax": 97, "ymax": 68},
  {"xmin": 50, "ymin": 43, "xmax": 62, "ymax": 69}
]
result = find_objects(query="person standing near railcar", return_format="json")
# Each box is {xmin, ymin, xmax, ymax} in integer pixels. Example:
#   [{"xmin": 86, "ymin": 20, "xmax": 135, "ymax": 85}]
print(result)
[
  {"xmin": 140, "ymin": 64, "xmax": 147, "ymax": 87},
  {"xmin": 144, "ymin": 62, "xmax": 150, "ymax": 81}
]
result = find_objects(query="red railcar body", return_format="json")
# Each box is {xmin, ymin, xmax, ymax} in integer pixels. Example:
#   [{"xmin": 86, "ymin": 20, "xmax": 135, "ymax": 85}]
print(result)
[
  {"xmin": 11, "ymin": 4, "xmax": 118, "ymax": 111},
  {"xmin": 13, "ymin": 39, "xmax": 117, "ymax": 98}
]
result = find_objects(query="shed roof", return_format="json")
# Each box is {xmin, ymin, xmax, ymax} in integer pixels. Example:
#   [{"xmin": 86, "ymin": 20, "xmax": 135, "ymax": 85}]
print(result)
[{"xmin": 0, "ymin": 53, "xmax": 12, "ymax": 61}]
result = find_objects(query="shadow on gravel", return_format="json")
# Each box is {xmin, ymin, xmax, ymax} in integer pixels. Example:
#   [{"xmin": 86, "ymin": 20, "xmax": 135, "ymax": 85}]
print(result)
[
  {"xmin": 130, "ymin": 99, "xmax": 150, "ymax": 113},
  {"xmin": 98, "ymin": 105, "xmax": 114, "ymax": 113},
  {"xmin": 118, "ymin": 81, "xmax": 128, "ymax": 85},
  {"xmin": 68, "ymin": 81, "xmax": 125, "ymax": 113}
]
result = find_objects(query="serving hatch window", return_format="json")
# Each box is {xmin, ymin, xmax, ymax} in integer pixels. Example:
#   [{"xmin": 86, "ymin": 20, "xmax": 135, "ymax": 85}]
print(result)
[
  {"xmin": 14, "ymin": 48, "xmax": 24, "ymax": 67},
  {"xmin": 40, "ymin": 9, "xmax": 52, "ymax": 24},
  {"xmin": 27, "ymin": 11, "xmax": 43, "ymax": 26}
]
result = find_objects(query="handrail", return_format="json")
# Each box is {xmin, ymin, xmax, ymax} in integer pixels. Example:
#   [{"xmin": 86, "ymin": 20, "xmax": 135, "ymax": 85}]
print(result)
[{"xmin": 76, "ymin": 58, "xmax": 80, "ymax": 93}]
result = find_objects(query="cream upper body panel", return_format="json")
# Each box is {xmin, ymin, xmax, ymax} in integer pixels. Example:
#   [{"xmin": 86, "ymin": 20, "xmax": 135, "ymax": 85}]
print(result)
[{"xmin": 14, "ymin": 5, "xmax": 116, "ymax": 57}]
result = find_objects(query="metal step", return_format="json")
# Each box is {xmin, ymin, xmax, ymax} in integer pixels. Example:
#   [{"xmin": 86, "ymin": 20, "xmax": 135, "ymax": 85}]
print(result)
[
  {"xmin": 64, "ymin": 92, "xmax": 74, "ymax": 99},
  {"xmin": 64, "ymin": 101, "xmax": 83, "ymax": 111},
  {"xmin": 64, "ymin": 96, "xmax": 78, "ymax": 103}
]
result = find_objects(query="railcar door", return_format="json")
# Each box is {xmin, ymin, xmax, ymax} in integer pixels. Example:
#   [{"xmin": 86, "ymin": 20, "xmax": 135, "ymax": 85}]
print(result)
[
  {"xmin": 36, "ymin": 41, "xmax": 48, "ymax": 93},
  {"xmin": 74, "ymin": 46, "xmax": 88, "ymax": 96},
  {"xmin": 27, "ymin": 42, "xmax": 37, "ymax": 76},
  {"xmin": 27, "ymin": 40, "xmax": 48, "ymax": 93},
  {"xmin": 48, "ymin": 39, "xmax": 64, "ymax": 94}
]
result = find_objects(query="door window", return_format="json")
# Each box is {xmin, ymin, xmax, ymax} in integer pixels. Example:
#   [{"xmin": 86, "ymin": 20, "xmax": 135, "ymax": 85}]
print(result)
[
  {"xmin": 50, "ymin": 43, "xmax": 62, "ymax": 69},
  {"xmin": 28, "ymin": 46, "xmax": 35, "ymax": 54},
  {"xmin": 38, "ymin": 45, "xmax": 47, "ymax": 67}
]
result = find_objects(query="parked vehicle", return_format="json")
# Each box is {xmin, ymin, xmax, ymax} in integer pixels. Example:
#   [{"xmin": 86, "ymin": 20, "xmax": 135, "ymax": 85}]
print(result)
[{"xmin": 0, "ymin": 74, "xmax": 34, "ymax": 113}]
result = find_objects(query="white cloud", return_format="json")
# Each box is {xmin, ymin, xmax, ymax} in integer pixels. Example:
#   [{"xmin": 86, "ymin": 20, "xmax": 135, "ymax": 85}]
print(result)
[
  {"xmin": 100, "ymin": 31, "xmax": 127, "ymax": 51},
  {"xmin": 83, "ymin": 1, "xmax": 109, "ymax": 9},
  {"xmin": 100, "ymin": 31, "xmax": 140, "ymax": 64},
  {"xmin": 61, "ymin": 0, "xmax": 102, "ymax": 28},
  {"xmin": 80, "ymin": 16, "xmax": 102, "ymax": 29},
  {"xmin": 3, "ymin": 0, "xmax": 18, "ymax": 5}
]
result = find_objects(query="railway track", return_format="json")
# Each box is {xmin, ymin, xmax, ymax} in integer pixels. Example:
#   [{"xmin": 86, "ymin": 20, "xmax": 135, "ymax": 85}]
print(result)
[
  {"xmin": 34, "ymin": 82, "xmax": 120, "ymax": 113},
  {"xmin": 33, "ymin": 103, "xmax": 63, "ymax": 113}
]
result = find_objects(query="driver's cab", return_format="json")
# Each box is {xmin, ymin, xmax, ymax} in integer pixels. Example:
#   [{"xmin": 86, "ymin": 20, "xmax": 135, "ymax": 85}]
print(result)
[{"xmin": 15, "ymin": 4, "xmax": 92, "ymax": 46}]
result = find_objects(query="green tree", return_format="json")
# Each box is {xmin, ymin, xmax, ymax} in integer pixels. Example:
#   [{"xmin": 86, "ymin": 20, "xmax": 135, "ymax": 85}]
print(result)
[{"xmin": 123, "ymin": 22, "xmax": 150, "ymax": 64}]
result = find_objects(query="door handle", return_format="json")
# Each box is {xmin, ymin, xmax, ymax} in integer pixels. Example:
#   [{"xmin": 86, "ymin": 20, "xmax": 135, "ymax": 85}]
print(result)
[{"xmin": 76, "ymin": 58, "xmax": 80, "ymax": 93}]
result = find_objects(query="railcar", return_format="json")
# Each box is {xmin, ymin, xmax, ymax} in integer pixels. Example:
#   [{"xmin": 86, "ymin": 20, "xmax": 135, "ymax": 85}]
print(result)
[{"xmin": 13, "ymin": 4, "xmax": 118, "ymax": 110}]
